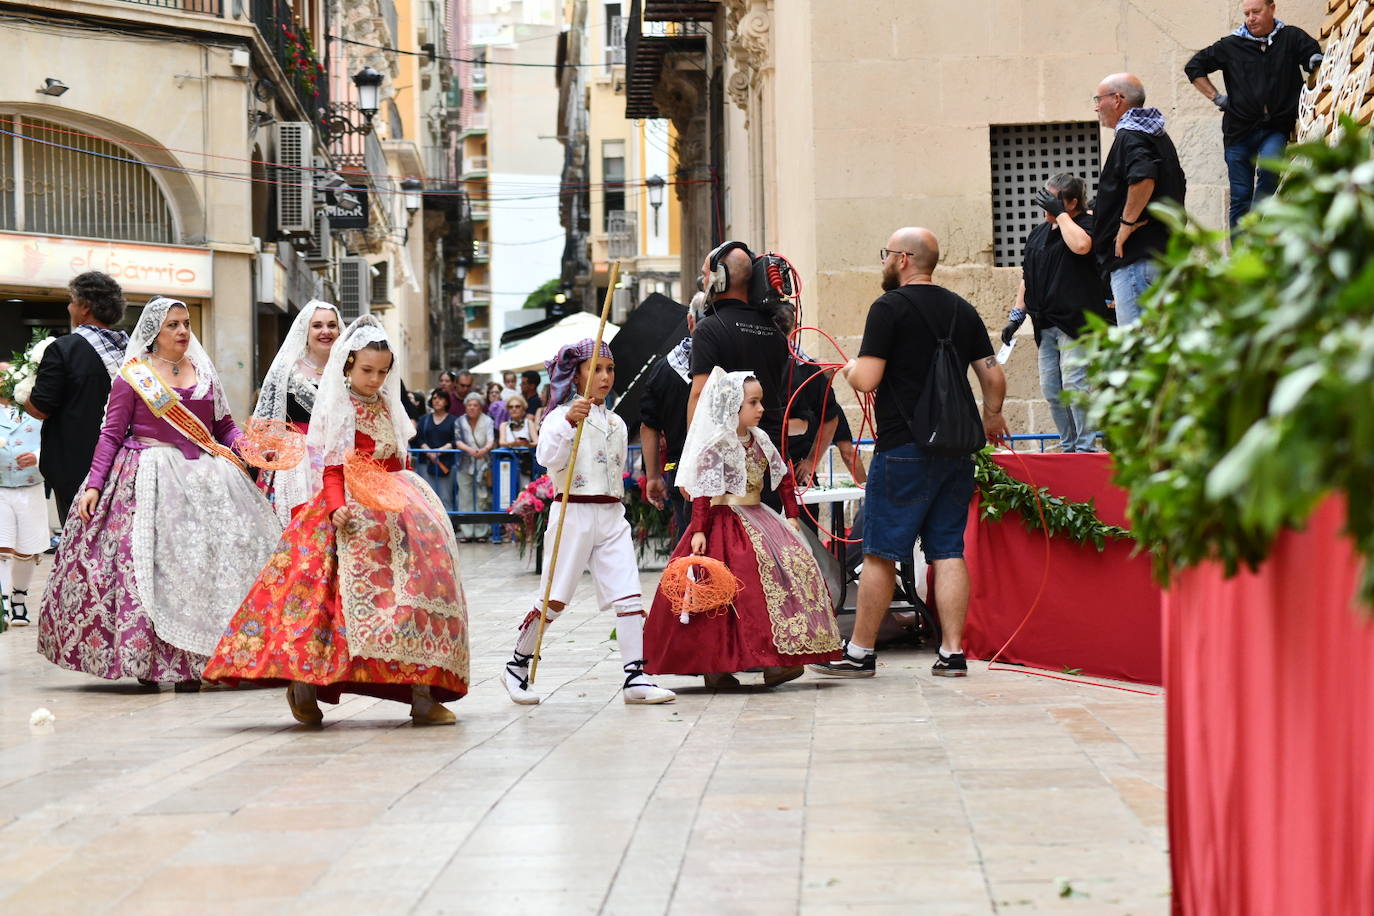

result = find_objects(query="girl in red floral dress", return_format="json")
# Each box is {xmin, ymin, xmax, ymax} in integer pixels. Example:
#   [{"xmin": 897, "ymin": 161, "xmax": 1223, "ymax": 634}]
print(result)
[
  {"xmin": 204, "ymin": 316, "xmax": 469, "ymax": 726},
  {"xmin": 645, "ymin": 367, "xmax": 841, "ymax": 687}
]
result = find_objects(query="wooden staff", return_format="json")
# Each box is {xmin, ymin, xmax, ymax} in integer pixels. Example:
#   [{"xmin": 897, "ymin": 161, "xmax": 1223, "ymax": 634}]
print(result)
[{"xmin": 529, "ymin": 261, "xmax": 619, "ymax": 684}]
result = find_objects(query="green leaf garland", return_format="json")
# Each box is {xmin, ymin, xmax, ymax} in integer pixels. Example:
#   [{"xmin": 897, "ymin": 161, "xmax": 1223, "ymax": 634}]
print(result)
[{"xmin": 973, "ymin": 449, "xmax": 1132, "ymax": 551}]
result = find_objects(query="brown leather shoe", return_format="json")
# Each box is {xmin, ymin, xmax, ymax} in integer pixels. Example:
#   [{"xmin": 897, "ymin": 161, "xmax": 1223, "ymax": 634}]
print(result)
[
  {"xmin": 286, "ymin": 683, "xmax": 323, "ymax": 726},
  {"xmin": 703, "ymin": 672, "xmax": 741, "ymax": 689},
  {"xmin": 762, "ymin": 665, "xmax": 805, "ymax": 688},
  {"xmin": 410, "ymin": 703, "xmax": 457, "ymax": 726}
]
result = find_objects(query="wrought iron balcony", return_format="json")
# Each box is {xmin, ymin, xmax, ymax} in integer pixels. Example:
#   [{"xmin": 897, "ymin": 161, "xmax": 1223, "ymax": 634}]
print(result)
[
  {"xmin": 112, "ymin": 0, "xmax": 223, "ymax": 13},
  {"xmin": 644, "ymin": 1, "xmax": 716, "ymax": 21},
  {"xmin": 252, "ymin": 0, "xmax": 329, "ymax": 122},
  {"xmin": 626, "ymin": 0, "xmax": 709, "ymax": 119}
]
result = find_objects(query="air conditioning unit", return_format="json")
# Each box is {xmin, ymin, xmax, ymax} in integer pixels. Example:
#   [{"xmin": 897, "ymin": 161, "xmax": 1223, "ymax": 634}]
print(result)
[
  {"xmin": 302, "ymin": 210, "xmax": 332, "ymax": 264},
  {"xmin": 337, "ymin": 256, "xmax": 372, "ymax": 321},
  {"xmin": 274, "ymin": 122, "xmax": 313, "ymax": 234}
]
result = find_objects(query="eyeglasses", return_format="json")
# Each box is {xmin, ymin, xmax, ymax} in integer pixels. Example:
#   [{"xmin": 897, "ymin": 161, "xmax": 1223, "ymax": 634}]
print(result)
[
  {"xmin": 879, "ymin": 248, "xmax": 918, "ymax": 262},
  {"xmin": 1092, "ymin": 92, "xmax": 1122, "ymax": 104}
]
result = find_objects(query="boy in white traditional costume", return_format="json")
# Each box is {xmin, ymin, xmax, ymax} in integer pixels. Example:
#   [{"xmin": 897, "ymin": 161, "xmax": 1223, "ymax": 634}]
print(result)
[
  {"xmin": 0, "ymin": 369, "xmax": 45, "ymax": 628},
  {"xmin": 502, "ymin": 338, "xmax": 675, "ymax": 706}
]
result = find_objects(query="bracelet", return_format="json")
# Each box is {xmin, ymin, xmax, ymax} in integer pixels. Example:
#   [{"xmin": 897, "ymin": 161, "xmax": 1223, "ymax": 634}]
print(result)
[{"xmin": 1120, "ymin": 217, "xmax": 1139, "ymax": 227}]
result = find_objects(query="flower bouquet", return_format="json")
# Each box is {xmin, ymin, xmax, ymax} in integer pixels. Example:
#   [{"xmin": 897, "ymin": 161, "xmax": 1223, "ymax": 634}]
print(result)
[
  {"xmin": 505, "ymin": 472, "xmax": 677, "ymax": 562},
  {"xmin": 0, "ymin": 330, "xmax": 55, "ymax": 405},
  {"xmin": 507, "ymin": 474, "xmax": 556, "ymax": 558}
]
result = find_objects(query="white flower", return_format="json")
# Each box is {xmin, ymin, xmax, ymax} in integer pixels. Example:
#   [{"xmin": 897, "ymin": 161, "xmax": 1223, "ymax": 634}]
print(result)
[
  {"xmin": 13, "ymin": 376, "xmax": 35, "ymax": 408},
  {"xmin": 28, "ymin": 337, "xmax": 54, "ymax": 365},
  {"xmin": 29, "ymin": 707, "xmax": 55, "ymax": 728}
]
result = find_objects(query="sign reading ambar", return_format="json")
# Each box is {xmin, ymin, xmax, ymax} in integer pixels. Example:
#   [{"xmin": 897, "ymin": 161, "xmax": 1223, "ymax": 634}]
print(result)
[{"xmin": 0, "ymin": 232, "xmax": 214, "ymax": 298}]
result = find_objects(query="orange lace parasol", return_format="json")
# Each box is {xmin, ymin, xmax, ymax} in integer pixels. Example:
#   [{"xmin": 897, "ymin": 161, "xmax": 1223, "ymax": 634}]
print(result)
[
  {"xmin": 343, "ymin": 450, "xmax": 408, "ymax": 512},
  {"xmin": 658, "ymin": 556, "xmax": 742, "ymax": 621},
  {"xmin": 234, "ymin": 418, "xmax": 307, "ymax": 471}
]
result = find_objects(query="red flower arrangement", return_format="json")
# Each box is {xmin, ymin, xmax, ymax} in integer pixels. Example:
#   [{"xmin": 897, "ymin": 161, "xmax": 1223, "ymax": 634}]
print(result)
[{"xmin": 506, "ymin": 472, "xmax": 676, "ymax": 561}]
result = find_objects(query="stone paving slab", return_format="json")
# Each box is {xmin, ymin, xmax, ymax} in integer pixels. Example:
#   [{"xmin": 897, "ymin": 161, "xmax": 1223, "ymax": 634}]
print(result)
[{"xmin": 0, "ymin": 546, "xmax": 1169, "ymax": 914}]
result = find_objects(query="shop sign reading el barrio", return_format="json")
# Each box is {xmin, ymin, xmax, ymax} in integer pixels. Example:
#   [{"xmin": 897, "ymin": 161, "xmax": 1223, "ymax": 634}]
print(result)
[{"xmin": 0, "ymin": 232, "xmax": 214, "ymax": 298}]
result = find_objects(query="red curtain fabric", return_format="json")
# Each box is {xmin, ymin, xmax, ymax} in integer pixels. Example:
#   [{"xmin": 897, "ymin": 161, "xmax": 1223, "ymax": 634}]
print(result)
[
  {"xmin": 962, "ymin": 452, "xmax": 1163, "ymax": 685},
  {"xmin": 1165, "ymin": 498, "xmax": 1374, "ymax": 915}
]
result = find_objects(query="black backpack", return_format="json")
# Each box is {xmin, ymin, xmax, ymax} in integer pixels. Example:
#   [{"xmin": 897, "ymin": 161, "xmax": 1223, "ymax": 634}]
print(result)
[{"xmin": 890, "ymin": 287, "xmax": 986, "ymax": 457}]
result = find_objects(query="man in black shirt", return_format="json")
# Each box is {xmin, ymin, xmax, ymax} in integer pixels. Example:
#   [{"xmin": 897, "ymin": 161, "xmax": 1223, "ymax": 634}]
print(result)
[
  {"xmin": 520, "ymin": 370, "xmax": 543, "ymax": 415},
  {"xmin": 1001, "ymin": 173, "xmax": 1113, "ymax": 452},
  {"xmin": 688, "ymin": 243, "xmax": 789, "ymax": 454},
  {"xmin": 810, "ymin": 228, "xmax": 1007, "ymax": 681},
  {"xmin": 1185, "ymin": 0, "xmax": 1322, "ymax": 227},
  {"xmin": 25, "ymin": 271, "xmax": 129, "ymax": 525},
  {"xmin": 641, "ymin": 293, "xmax": 702, "ymax": 535},
  {"xmin": 1091, "ymin": 73, "xmax": 1187, "ymax": 326}
]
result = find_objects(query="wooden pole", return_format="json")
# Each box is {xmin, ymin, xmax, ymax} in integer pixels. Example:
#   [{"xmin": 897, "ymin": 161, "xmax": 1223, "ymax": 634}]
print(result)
[{"xmin": 528, "ymin": 262, "xmax": 620, "ymax": 684}]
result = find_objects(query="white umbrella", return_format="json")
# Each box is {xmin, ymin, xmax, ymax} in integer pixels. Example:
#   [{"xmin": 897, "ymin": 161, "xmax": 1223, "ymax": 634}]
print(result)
[{"xmin": 469, "ymin": 311, "xmax": 621, "ymax": 374}]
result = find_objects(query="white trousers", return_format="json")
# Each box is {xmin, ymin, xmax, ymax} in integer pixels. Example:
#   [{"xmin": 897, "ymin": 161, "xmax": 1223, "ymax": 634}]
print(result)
[
  {"xmin": 0, "ymin": 484, "xmax": 48, "ymax": 556},
  {"xmin": 536, "ymin": 501, "xmax": 641, "ymax": 610}
]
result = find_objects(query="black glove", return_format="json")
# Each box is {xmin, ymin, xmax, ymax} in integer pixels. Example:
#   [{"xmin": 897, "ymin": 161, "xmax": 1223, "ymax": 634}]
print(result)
[
  {"xmin": 1000, "ymin": 321, "xmax": 1019, "ymax": 345},
  {"xmin": 1212, "ymin": 93, "xmax": 1229, "ymax": 111},
  {"xmin": 1034, "ymin": 188, "xmax": 1066, "ymax": 218}
]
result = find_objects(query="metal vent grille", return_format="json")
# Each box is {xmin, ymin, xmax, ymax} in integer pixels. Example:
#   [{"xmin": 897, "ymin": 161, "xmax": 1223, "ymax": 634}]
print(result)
[
  {"xmin": 370, "ymin": 259, "xmax": 391, "ymax": 304},
  {"xmin": 989, "ymin": 122, "xmax": 1102, "ymax": 268},
  {"xmin": 274, "ymin": 122, "xmax": 313, "ymax": 234},
  {"xmin": 337, "ymin": 256, "xmax": 371, "ymax": 321}
]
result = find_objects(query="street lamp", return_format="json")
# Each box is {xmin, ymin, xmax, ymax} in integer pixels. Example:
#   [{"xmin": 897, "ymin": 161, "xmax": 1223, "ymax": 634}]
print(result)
[
  {"xmin": 352, "ymin": 67, "xmax": 384, "ymax": 131},
  {"xmin": 401, "ymin": 178, "xmax": 424, "ymax": 218},
  {"xmin": 645, "ymin": 174, "xmax": 666, "ymax": 234}
]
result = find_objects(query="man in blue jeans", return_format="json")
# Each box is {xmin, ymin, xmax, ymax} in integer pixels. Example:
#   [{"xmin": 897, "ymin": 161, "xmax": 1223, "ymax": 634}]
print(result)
[
  {"xmin": 809, "ymin": 227, "xmax": 1008, "ymax": 679},
  {"xmin": 1185, "ymin": 0, "xmax": 1322, "ymax": 227},
  {"xmin": 1001, "ymin": 173, "xmax": 1114, "ymax": 452},
  {"xmin": 1091, "ymin": 73, "xmax": 1187, "ymax": 326}
]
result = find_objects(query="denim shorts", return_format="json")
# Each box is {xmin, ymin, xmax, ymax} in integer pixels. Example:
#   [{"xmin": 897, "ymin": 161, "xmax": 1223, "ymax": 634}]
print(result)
[{"xmin": 863, "ymin": 443, "xmax": 975, "ymax": 563}]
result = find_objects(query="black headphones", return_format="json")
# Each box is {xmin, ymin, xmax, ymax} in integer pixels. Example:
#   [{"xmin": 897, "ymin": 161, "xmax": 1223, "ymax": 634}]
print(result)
[{"xmin": 706, "ymin": 240, "xmax": 755, "ymax": 294}]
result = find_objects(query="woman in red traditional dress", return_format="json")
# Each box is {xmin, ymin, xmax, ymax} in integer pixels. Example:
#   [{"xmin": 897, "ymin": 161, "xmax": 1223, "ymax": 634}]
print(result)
[
  {"xmin": 645, "ymin": 367, "xmax": 841, "ymax": 688},
  {"xmin": 204, "ymin": 316, "xmax": 469, "ymax": 726}
]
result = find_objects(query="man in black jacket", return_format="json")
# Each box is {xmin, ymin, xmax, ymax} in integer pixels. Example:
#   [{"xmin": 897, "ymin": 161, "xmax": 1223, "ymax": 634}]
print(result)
[
  {"xmin": 24, "ymin": 272, "xmax": 129, "ymax": 524},
  {"xmin": 1185, "ymin": 0, "xmax": 1323, "ymax": 226},
  {"xmin": 1091, "ymin": 73, "xmax": 1187, "ymax": 326}
]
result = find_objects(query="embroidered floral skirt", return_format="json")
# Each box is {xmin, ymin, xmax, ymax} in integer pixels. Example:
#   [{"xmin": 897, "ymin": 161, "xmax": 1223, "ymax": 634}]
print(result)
[
  {"xmin": 37, "ymin": 446, "xmax": 281, "ymax": 681},
  {"xmin": 204, "ymin": 470, "xmax": 470, "ymax": 704},
  {"xmin": 645, "ymin": 503, "xmax": 841, "ymax": 675}
]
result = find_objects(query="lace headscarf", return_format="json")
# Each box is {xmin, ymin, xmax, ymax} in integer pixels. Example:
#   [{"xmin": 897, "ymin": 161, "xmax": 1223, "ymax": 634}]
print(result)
[
  {"xmin": 675, "ymin": 366, "xmax": 788, "ymax": 499},
  {"xmin": 253, "ymin": 299, "xmax": 342, "ymax": 421},
  {"xmin": 545, "ymin": 337, "xmax": 614, "ymax": 406},
  {"xmin": 307, "ymin": 315, "xmax": 415, "ymax": 465},
  {"xmin": 123, "ymin": 296, "xmax": 229, "ymax": 420}
]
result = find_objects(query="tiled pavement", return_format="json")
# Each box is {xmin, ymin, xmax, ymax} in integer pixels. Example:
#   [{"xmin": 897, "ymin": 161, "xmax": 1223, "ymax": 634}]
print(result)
[{"xmin": 0, "ymin": 545, "xmax": 1168, "ymax": 915}]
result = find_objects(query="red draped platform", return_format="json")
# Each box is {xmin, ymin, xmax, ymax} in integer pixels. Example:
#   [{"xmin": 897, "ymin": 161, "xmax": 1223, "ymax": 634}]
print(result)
[
  {"xmin": 962, "ymin": 452, "xmax": 1162, "ymax": 685},
  {"xmin": 1165, "ymin": 498, "xmax": 1374, "ymax": 915}
]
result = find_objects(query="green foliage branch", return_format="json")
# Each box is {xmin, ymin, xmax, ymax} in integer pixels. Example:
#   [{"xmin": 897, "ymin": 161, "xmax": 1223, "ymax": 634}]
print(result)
[
  {"xmin": 973, "ymin": 449, "xmax": 1131, "ymax": 551},
  {"xmin": 1074, "ymin": 117, "xmax": 1374, "ymax": 602}
]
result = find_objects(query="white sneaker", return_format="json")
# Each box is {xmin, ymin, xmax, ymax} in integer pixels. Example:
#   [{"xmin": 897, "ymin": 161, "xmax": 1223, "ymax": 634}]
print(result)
[
  {"xmin": 622, "ymin": 659, "xmax": 675, "ymax": 705},
  {"xmin": 503, "ymin": 652, "xmax": 542, "ymax": 705},
  {"xmin": 623, "ymin": 683, "xmax": 676, "ymax": 705}
]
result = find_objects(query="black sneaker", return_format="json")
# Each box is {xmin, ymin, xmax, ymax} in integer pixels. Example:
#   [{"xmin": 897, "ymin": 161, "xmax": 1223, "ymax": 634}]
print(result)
[
  {"xmin": 807, "ymin": 644, "xmax": 876, "ymax": 678},
  {"xmin": 932, "ymin": 652, "xmax": 968, "ymax": 677}
]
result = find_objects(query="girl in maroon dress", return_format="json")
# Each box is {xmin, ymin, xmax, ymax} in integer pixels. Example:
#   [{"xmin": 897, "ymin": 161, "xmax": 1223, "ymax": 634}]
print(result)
[{"xmin": 645, "ymin": 367, "xmax": 841, "ymax": 688}]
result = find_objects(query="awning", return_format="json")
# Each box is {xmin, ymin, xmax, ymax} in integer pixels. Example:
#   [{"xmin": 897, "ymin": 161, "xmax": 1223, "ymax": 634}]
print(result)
[{"xmin": 469, "ymin": 311, "xmax": 621, "ymax": 374}]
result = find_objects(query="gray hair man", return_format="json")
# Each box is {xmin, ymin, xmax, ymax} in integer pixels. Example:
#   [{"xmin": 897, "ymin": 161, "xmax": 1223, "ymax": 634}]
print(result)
[
  {"xmin": 1091, "ymin": 73, "xmax": 1187, "ymax": 326},
  {"xmin": 1185, "ymin": 0, "xmax": 1323, "ymax": 227}
]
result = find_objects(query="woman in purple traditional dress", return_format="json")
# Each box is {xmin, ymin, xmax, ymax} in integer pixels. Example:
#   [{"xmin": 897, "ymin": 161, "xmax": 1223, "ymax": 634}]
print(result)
[{"xmin": 36, "ymin": 297, "xmax": 282, "ymax": 690}]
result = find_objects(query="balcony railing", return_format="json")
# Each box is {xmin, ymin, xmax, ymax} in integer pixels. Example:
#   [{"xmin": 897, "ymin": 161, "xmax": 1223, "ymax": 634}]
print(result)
[
  {"xmin": 462, "ymin": 111, "xmax": 488, "ymax": 132},
  {"xmin": 472, "ymin": 240, "xmax": 491, "ymax": 262},
  {"xmin": 608, "ymin": 210, "xmax": 638, "ymax": 260},
  {"xmin": 470, "ymin": 202, "xmax": 490, "ymax": 220},
  {"xmin": 605, "ymin": 16, "xmax": 626, "ymax": 71},
  {"xmin": 252, "ymin": 0, "xmax": 329, "ymax": 121},
  {"xmin": 114, "ymin": 0, "xmax": 222, "ymax": 12},
  {"xmin": 472, "ymin": 67, "xmax": 488, "ymax": 90},
  {"xmin": 462, "ymin": 156, "xmax": 489, "ymax": 176}
]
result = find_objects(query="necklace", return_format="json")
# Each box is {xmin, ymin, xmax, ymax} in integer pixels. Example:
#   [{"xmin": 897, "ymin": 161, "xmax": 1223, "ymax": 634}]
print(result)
[
  {"xmin": 301, "ymin": 355, "xmax": 324, "ymax": 375},
  {"xmin": 348, "ymin": 385, "xmax": 380, "ymax": 404},
  {"xmin": 737, "ymin": 431, "xmax": 752, "ymax": 445},
  {"xmin": 153, "ymin": 353, "xmax": 187, "ymax": 377}
]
